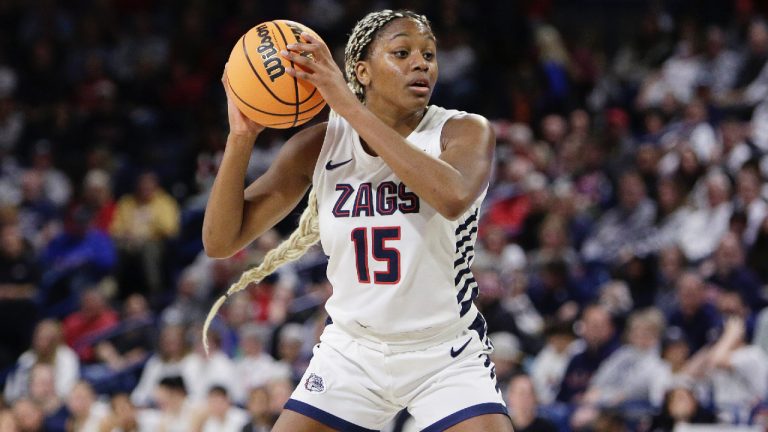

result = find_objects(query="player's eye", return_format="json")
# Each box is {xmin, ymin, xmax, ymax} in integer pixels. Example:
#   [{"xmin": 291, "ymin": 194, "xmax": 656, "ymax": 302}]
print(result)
[
  {"xmin": 423, "ymin": 51, "xmax": 434, "ymax": 61},
  {"xmin": 394, "ymin": 50, "xmax": 409, "ymax": 58}
]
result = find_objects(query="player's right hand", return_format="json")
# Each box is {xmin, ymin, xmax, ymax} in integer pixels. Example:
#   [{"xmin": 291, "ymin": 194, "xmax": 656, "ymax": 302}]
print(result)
[{"xmin": 222, "ymin": 64, "xmax": 265, "ymax": 139}]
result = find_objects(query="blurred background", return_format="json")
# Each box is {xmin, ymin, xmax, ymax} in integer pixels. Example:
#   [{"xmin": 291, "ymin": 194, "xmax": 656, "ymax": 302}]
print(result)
[{"xmin": 2, "ymin": 0, "xmax": 768, "ymax": 431}]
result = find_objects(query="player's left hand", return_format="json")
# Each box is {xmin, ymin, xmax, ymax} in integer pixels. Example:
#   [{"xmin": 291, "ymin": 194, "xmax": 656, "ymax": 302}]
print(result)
[{"xmin": 280, "ymin": 33, "xmax": 358, "ymax": 112}]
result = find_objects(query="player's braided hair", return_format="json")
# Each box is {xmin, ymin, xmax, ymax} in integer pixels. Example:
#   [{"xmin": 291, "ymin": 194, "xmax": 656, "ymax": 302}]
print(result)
[
  {"xmin": 344, "ymin": 9, "xmax": 432, "ymax": 102},
  {"xmin": 202, "ymin": 188, "xmax": 320, "ymax": 353}
]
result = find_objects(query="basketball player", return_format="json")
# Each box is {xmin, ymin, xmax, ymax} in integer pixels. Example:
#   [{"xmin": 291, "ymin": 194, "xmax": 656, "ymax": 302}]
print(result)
[{"xmin": 203, "ymin": 9, "xmax": 513, "ymax": 432}]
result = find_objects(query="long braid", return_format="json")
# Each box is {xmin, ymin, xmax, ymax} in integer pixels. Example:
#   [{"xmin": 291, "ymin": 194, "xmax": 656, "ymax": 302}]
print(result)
[
  {"xmin": 344, "ymin": 9, "xmax": 432, "ymax": 102},
  {"xmin": 202, "ymin": 188, "xmax": 320, "ymax": 354}
]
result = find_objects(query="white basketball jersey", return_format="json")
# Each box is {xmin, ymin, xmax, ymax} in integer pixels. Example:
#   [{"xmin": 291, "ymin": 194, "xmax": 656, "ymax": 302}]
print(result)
[{"xmin": 312, "ymin": 106, "xmax": 487, "ymax": 345}]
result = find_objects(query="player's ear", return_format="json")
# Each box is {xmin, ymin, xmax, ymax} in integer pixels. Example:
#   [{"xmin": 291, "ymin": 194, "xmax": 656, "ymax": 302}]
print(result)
[{"xmin": 355, "ymin": 61, "xmax": 370, "ymax": 87}]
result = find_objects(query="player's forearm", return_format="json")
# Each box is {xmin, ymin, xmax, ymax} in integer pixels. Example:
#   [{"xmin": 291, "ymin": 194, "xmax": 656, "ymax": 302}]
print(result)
[
  {"xmin": 202, "ymin": 133, "xmax": 257, "ymax": 257},
  {"xmin": 339, "ymin": 102, "xmax": 478, "ymax": 219}
]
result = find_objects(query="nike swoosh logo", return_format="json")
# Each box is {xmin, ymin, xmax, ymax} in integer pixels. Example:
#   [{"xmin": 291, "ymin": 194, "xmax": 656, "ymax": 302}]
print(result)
[
  {"xmin": 325, "ymin": 158, "xmax": 353, "ymax": 170},
  {"xmin": 450, "ymin": 337, "xmax": 472, "ymax": 358}
]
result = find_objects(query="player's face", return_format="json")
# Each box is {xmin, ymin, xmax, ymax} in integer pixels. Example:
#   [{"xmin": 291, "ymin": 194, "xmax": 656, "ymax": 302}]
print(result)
[{"xmin": 360, "ymin": 18, "xmax": 438, "ymax": 111}]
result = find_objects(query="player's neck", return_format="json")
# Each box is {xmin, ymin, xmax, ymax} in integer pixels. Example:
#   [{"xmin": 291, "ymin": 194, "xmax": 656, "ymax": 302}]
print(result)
[{"xmin": 364, "ymin": 97, "xmax": 427, "ymax": 137}]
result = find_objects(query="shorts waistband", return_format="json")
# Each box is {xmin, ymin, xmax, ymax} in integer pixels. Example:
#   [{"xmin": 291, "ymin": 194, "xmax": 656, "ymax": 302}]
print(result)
[{"xmin": 325, "ymin": 311, "xmax": 477, "ymax": 354}]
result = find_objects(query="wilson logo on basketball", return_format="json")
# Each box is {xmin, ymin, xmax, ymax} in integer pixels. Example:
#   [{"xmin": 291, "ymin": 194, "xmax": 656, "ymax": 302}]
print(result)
[{"xmin": 255, "ymin": 23, "xmax": 285, "ymax": 82}]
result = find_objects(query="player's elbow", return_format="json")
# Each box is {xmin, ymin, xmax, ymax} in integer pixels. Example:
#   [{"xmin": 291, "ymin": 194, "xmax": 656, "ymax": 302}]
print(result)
[
  {"xmin": 438, "ymin": 194, "xmax": 473, "ymax": 221},
  {"xmin": 202, "ymin": 233, "xmax": 237, "ymax": 259}
]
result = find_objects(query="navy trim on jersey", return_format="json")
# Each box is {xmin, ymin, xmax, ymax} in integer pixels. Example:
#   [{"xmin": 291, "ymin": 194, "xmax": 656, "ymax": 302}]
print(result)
[
  {"xmin": 421, "ymin": 402, "xmax": 509, "ymax": 432},
  {"xmin": 454, "ymin": 209, "xmax": 478, "ymax": 235},
  {"xmin": 284, "ymin": 399, "xmax": 378, "ymax": 432},
  {"xmin": 454, "ymin": 208, "xmax": 479, "ymax": 317}
]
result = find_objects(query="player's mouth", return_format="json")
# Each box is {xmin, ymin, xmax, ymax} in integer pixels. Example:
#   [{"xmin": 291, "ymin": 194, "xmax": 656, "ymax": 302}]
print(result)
[{"xmin": 407, "ymin": 78, "xmax": 431, "ymax": 96}]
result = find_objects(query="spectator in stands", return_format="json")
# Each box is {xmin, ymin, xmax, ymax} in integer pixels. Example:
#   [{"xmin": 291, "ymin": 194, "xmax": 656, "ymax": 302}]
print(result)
[
  {"xmin": 648, "ymin": 384, "xmax": 716, "ymax": 431},
  {"xmin": 241, "ymin": 387, "xmax": 272, "ymax": 432},
  {"xmin": 81, "ymin": 169, "xmax": 115, "ymax": 233},
  {"xmin": 27, "ymin": 364, "xmax": 66, "ymax": 432},
  {"xmin": 28, "ymin": 142, "xmax": 71, "ymax": 209},
  {"xmin": 0, "ymin": 222, "xmax": 39, "ymax": 370},
  {"xmin": 654, "ymin": 246, "xmax": 687, "ymax": 311},
  {"xmin": 161, "ymin": 268, "xmax": 208, "ymax": 327},
  {"xmin": 16, "ymin": 170, "xmax": 59, "ymax": 251},
  {"xmin": 476, "ymin": 267, "xmax": 543, "ymax": 355},
  {"xmin": 97, "ymin": 393, "xmax": 150, "ymax": 432},
  {"xmin": 581, "ymin": 308, "xmax": 667, "ymax": 407},
  {"xmin": 678, "ymin": 169, "xmax": 734, "ymax": 262},
  {"xmin": 11, "ymin": 398, "xmax": 44, "ymax": 432},
  {"xmin": 233, "ymin": 324, "xmax": 277, "ymax": 405},
  {"xmin": 40, "ymin": 205, "xmax": 116, "ymax": 316},
  {"xmin": 92, "ymin": 293, "xmax": 154, "ymax": 371},
  {"xmin": 735, "ymin": 166, "xmax": 768, "ymax": 246},
  {"xmin": 130, "ymin": 324, "xmax": 193, "ymax": 407},
  {"xmin": 581, "ymin": 170, "xmax": 656, "ymax": 266},
  {"xmin": 489, "ymin": 332, "xmax": 523, "ymax": 392},
  {"xmin": 685, "ymin": 311, "xmax": 768, "ymax": 422},
  {"xmin": 148, "ymin": 376, "xmax": 195, "ymax": 432},
  {"xmin": 707, "ymin": 231, "xmax": 765, "ymax": 309},
  {"xmin": 530, "ymin": 320, "xmax": 580, "ymax": 405},
  {"xmin": 184, "ymin": 326, "xmax": 237, "ymax": 403},
  {"xmin": 271, "ymin": 323, "xmax": 309, "ymax": 386},
  {"xmin": 0, "ymin": 409, "xmax": 18, "ymax": 432},
  {"xmin": 4, "ymin": 319, "xmax": 79, "ymax": 403},
  {"xmin": 666, "ymin": 272, "xmax": 721, "ymax": 351},
  {"xmin": 110, "ymin": 171, "xmax": 179, "ymax": 299},
  {"xmin": 652, "ymin": 328, "xmax": 693, "ymax": 408},
  {"xmin": 62, "ymin": 288, "xmax": 119, "ymax": 363},
  {"xmin": 65, "ymin": 381, "xmax": 109, "ymax": 432},
  {"xmin": 506, "ymin": 374, "xmax": 558, "ymax": 432},
  {"xmin": 747, "ymin": 214, "xmax": 768, "ymax": 283},
  {"xmin": 191, "ymin": 385, "xmax": 248, "ymax": 432},
  {"xmin": 556, "ymin": 304, "xmax": 619, "ymax": 403}
]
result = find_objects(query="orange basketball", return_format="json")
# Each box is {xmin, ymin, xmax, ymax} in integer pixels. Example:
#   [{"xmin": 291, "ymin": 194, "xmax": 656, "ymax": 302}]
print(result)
[{"xmin": 226, "ymin": 20, "xmax": 326, "ymax": 129}]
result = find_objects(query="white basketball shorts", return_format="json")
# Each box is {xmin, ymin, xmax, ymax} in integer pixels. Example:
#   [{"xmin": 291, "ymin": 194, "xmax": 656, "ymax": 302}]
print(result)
[{"xmin": 284, "ymin": 313, "xmax": 508, "ymax": 431}]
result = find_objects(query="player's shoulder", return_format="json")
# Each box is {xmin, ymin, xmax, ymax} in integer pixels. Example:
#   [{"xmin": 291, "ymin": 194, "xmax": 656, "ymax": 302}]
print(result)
[
  {"xmin": 443, "ymin": 111, "xmax": 492, "ymax": 131},
  {"xmin": 440, "ymin": 110, "xmax": 494, "ymax": 146}
]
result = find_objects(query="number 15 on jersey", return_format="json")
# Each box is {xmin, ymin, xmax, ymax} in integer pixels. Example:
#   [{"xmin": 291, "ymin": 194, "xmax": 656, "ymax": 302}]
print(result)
[{"xmin": 350, "ymin": 227, "xmax": 401, "ymax": 284}]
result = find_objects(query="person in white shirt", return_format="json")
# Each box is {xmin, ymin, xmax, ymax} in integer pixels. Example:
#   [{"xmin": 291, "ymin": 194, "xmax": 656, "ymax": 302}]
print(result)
[{"xmin": 192, "ymin": 386, "xmax": 248, "ymax": 432}]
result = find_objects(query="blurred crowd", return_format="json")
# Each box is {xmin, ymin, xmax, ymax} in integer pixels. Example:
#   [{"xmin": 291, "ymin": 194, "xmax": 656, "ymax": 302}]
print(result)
[{"xmin": 3, "ymin": 0, "xmax": 768, "ymax": 431}]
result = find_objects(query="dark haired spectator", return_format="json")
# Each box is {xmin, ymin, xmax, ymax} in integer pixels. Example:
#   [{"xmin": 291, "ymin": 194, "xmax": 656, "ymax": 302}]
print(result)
[
  {"xmin": 241, "ymin": 387, "xmax": 272, "ymax": 432},
  {"xmin": 648, "ymin": 385, "xmax": 716, "ymax": 432},
  {"xmin": 130, "ymin": 325, "xmax": 192, "ymax": 408},
  {"xmin": 40, "ymin": 205, "xmax": 116, "ymax": 316},
  {"xmin": 706, "ymin": 232, "xmax": 765, "ymax": 309},
  {"xmin": 507, "ymin": 374, "xmax": 558, "ymax": 432},
  {"xmin": 735, "ymin": 166, "xmax": 767, "ymax": 246},
  {"xmin": 16, "ymin": 170, "xmax": 59, "ymax": 251},
  {"xmin": 581, "ymin": 171, "xmax": 656, "ymax": 266},
  {"xmin": 666, "ymin": 272, "xmax": 722, "ymax": 352},
  {"xmin": 62, "ymin": 288, "xmax": 119, "ymax": 363},
  {"xmin": 191, "ymin": 385, "xmax": 248, "ymax": 432},
  {"xmin": 0, "ymin": 222, "xmax": 39, "ymax": 370},
  {"xmin": 530, "ymin": 320, "xmax": 580, "ymax": 404},
  {"xmin": 556, "ymin": 304, "xmax": 619, "ymax": 403}
]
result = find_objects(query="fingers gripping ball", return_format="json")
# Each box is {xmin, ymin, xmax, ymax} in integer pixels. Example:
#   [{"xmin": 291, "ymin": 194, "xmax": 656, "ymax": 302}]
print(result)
[{"xmin": 227, "ymin": 20, "xmax": 326, "ymax": 129}]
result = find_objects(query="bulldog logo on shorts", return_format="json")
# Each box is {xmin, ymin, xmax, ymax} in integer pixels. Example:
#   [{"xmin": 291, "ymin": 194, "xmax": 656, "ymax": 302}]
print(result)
[{"xmin": 304, "ymin": 373, "xmax": 326, "ymax": 393}]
